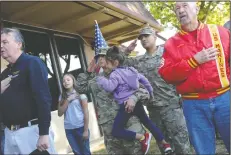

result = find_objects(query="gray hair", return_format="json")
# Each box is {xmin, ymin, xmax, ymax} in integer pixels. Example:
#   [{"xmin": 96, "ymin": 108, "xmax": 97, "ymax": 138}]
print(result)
[{"xmin": 1, "ymin": 28, "xmax": 25, "ymax": 50}]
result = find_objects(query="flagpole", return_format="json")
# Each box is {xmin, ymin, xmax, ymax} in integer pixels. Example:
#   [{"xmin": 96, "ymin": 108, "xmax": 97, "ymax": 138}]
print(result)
[{"xmin": 94, "ymin": 20, "xmax": 98, "ymax": 25}]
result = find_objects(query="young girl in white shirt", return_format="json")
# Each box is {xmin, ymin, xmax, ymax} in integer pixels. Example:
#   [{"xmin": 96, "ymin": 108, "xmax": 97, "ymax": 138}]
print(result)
[{"xmin": 58, "ymin": 74, "xmax": 91, "ymax": 155}]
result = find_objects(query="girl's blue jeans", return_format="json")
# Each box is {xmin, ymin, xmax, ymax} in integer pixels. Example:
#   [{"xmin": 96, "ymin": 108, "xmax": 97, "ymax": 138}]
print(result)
[{"xmin": 65, "ymin": 127, "xmax": 91, "ymax": 155}]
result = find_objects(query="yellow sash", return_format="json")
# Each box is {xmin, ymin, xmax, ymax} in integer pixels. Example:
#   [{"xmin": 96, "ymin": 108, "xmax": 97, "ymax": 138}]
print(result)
[{"xmin": 208, "ymin": 24, "xmax": 229, "ymax": 88}]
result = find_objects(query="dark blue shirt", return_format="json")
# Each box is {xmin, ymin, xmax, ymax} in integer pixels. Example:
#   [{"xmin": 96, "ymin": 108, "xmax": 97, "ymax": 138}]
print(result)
[{"xmin": 0, "ymin": 53, "xmax": 51, "ymax": 135}]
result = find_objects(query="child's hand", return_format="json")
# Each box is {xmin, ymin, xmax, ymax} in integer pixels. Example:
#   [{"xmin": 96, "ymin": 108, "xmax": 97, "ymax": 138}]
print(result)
[
  {"xmin": 82, "ymin": 130, "xmax": 89, "ymax": 140},
  {"xmin": 124, "ymin": 98, "xmax": 135, "ymax": 113},
  {"xmin": 67, "ymin": 94, "xmax": 77, "ymax": 102}
]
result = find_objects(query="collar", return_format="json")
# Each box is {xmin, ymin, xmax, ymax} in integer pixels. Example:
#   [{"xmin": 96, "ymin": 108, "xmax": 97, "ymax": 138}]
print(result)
[
  {"xmin": 7, "ymin": 52, "xmax": 26, "ymax": 69},
  {"xmin": 179, "ymin": 21, "xmax": 205, "ymax": 35},
  {"xmin": 111, "ymin": 66, "xmax": 126, "ymax": 72},
  {"xmin": 144, "ymin": 46, "xmax": 163, "ymax": 58}
]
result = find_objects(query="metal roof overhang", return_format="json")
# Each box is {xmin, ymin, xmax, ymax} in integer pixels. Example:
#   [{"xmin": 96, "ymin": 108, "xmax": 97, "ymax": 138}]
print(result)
[{"xmin": 1, "ymin": 1, "xmax": 163, "ymax": 45}]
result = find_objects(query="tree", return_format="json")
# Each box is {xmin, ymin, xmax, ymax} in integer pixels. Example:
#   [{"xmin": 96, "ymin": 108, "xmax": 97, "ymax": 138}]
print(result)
[{"xmin": 144, "ymin": 2, "xmax": 230, "ymax": 29}]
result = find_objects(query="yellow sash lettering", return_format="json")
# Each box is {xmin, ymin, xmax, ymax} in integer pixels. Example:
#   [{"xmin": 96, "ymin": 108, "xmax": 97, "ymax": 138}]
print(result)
[{"xmin": 208, "ymin": 25, "xmax": 229, "ymax": 87}]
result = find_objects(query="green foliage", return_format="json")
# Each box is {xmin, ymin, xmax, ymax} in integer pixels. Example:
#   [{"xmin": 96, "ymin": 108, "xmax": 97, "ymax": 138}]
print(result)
[{"xmin": 144, "ymin": 1, "xmax": 230, "ymax": 29}]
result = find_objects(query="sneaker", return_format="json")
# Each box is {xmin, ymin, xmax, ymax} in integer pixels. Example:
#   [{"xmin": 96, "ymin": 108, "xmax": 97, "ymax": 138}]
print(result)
[
  {"xmin": 140, "ymin": 132, "xmax": 152, "ymax": 155},
  {"xmin": 163, "ymin": 143, "xmax": 173, "ymax": 155}
]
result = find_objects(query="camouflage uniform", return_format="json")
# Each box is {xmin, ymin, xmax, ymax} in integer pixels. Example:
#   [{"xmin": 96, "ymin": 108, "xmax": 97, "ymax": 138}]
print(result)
[
  {"xmin": 77, "ymin": 69, "xmax": 149, "ymax": 155},
  {"xmin": 123, "ymin": 38, "xmax": 192, "ymax": 154}
]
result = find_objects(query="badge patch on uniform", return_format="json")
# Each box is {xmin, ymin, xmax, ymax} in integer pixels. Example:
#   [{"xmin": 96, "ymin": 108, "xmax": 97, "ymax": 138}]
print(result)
[
  {"xmin": 158, "ymin": 58, "xmax": 165, "ymax": 69},
  {"xmin": 9, "ymin": 70, "xmax": 20, "ymax": 79},
  {"xmin": 12, "ymin": 70, "xmax": 20, "ymax": 75}
]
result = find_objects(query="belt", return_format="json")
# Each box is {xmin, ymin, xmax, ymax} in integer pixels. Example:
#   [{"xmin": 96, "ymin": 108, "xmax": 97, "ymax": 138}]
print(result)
[{"xmin": 6, "ymin": 119, "xmax": 38, "ymax": 131}]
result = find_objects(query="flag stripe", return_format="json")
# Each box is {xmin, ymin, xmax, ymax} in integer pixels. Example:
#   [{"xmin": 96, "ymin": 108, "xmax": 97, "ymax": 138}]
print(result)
[{"xmin": 94, "ymin": 22, "xmax": 108, "ymax": 56}]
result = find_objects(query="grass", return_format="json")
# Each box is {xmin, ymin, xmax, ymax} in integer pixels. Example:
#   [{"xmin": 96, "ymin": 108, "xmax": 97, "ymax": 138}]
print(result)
[
  {"xmin": 148, "ymin": 138, "xmax": 161, "ymax": 154},
  {"xmin": 92, "ymin": 147, "xmax": 107, "ymax": 154},
  {"xmin": 92, "ymin": 143, "xmax": 107, "ymax": 154},
  {"xmin": 92, "ymin": 138, "xmax": 161, "ymax": 154},
  {"xmin": 92, "ymin": 137, "xmax": 228, "ymax": 155}
]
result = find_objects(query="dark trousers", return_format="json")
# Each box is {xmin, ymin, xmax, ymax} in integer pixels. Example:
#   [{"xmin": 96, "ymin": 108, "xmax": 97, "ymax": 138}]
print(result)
[
  {"xmin": 112, "ymin": 102, "xmax": 164, "ymax": 142},
  {"xmin": 0, "ymin": 129, "xmax": 4, "ymax": 155}
]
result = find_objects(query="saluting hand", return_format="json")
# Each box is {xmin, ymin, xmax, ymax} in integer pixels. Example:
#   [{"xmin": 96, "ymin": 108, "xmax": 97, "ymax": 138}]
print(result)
[
  {"xmin": 87, "ymin": 58, "xmax": 97, "ymax": 73},
  {"xmin": 126, "ymin": 39, "xmax": 138, "ymax": 54},
  {"xmin": 87, "ymin": 58, "xmax": 100, "ymax": 73}
]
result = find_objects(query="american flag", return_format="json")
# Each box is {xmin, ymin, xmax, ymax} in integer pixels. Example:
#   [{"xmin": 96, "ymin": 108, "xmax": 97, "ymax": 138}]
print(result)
[{"xmin": 94, "ymin": 20, "xmax": 108, "ymax": 56}]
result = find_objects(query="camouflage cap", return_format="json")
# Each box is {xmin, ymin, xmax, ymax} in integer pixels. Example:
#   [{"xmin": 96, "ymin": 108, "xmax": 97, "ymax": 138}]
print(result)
[
  {"xmin": 138, "ymin": 26, "xmax": 156, "ymax": 40},
  {"xmin": 94, "ymin": 47, "xmax": 109, "ymax": 59}
]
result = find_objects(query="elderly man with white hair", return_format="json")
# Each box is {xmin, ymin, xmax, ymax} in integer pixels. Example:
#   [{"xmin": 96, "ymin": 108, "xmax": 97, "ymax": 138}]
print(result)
[{"xmin": 159, "ymin": 2, "xmax": 230, "ymax": 155}]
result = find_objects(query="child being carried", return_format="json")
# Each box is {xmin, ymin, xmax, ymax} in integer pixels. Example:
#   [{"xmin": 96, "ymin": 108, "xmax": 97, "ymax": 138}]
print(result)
[{"xmin": 97, "ymin": 46, "xmax": 173, "ymax": 155}]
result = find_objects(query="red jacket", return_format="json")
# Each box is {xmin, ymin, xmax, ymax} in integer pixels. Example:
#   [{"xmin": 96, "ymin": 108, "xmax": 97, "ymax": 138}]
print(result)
[{"xmin": 159, "ymin": 23, "xmax": 230, "ymax": 99}]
